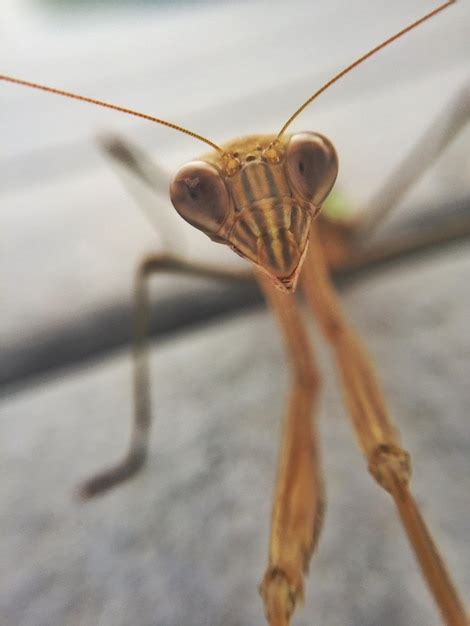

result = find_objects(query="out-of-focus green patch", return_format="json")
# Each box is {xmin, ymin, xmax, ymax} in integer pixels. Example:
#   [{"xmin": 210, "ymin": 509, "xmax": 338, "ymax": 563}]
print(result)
[{"xmin": 323, "ymin": 188, "xmax": 355, "ymax": 221}]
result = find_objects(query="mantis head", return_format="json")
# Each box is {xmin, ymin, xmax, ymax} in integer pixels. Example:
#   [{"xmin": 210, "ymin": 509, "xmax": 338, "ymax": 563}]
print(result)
[{"xmin": 170, "ymin": 132, "xmax": 338, "ymax": 291}]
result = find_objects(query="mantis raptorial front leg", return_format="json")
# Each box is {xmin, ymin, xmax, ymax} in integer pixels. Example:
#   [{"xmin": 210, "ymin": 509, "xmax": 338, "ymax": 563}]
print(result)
[
  {"xmin": 257, "ymin": 273, "xmax": 324, "ymax": 626},
  {"xmin": 302, "ymin": 222, "xmax": 468, "ymax": 626},
  {"xmin": 80, "ymin": 254, "xmax": 252, "ymax": 498}
]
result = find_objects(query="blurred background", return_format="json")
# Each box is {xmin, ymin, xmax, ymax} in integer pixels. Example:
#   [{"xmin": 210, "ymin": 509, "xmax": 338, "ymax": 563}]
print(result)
[{"xmin": 1, "ymin": 1, "xmax": 470, "ymax": 625}]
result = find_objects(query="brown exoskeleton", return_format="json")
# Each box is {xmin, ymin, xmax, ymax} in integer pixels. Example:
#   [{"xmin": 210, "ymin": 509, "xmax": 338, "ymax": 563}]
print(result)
[{"xmin": 2, "ymin": 2, "xmax": 469, "ymax": 625}]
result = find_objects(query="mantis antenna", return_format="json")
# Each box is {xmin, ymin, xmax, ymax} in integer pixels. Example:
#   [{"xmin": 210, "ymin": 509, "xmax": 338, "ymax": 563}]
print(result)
[
  {"xmin": 277, "ymin": 0, "xmax": 457, "ymax": 138},
  {"xmin": 0, "ymin": 75, "xmax": 223, "ymax": 153},
  {"xmin": 0, "ymin": 1, "xmax": 456, "ymax": 150}
]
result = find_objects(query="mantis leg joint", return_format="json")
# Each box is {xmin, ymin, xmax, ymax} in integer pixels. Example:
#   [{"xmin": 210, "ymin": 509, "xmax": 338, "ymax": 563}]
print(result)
[{"xmin": 368, "ymin": 443, "xmax": 411, "ymax": 494}]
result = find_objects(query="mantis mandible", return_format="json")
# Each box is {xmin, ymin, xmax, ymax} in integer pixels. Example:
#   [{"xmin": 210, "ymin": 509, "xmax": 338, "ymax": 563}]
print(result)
[{"xmin": 2, "ymin": 1, "xmax": 469, "ymax": 625}]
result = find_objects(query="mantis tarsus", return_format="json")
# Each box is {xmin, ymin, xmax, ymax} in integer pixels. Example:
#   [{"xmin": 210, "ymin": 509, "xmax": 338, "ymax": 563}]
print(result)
[{"xmin": 2, "ymin": 1, "xmax": 469, "ymax": 625}]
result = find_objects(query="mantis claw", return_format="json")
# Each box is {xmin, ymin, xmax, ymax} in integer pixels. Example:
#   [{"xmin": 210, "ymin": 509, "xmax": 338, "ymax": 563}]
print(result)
[{"xmin": 260, "ymin": 567, "xmax": 301, "ymax": 626}]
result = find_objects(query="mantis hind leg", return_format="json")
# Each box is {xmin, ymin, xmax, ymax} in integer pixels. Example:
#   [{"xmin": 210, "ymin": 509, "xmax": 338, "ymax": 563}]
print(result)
[{"xmin": 319, "ymin": 84, "xmax": 470, "ymax": 275}]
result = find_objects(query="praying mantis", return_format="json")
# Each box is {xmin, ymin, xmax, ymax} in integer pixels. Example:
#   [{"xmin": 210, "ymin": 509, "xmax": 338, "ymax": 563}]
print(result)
[{"xmin": 2, "ymin": 1, "xmax": 470, "ymax": 625}]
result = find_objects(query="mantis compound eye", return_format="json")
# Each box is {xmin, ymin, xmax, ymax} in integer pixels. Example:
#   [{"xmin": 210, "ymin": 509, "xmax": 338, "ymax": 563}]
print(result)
[
  {"xmin": 170, "ymin": 161, "xmax": 230, "ymax": 237},
  {"xmin": 286, "ymin": 132, "xmax": 338, "ymax": 209}
]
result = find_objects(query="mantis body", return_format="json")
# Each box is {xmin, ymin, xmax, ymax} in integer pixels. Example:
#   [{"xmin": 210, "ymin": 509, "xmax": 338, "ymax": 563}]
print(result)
[{"xmin": 2, "ymin": 2, "xmax": 469, "ymax": 625}]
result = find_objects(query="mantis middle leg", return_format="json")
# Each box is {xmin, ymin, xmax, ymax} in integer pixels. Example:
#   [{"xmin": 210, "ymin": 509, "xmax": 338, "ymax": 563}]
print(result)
[{"xmin": 80, "ymin": 253, "xmax": 252, "ymax": 498}]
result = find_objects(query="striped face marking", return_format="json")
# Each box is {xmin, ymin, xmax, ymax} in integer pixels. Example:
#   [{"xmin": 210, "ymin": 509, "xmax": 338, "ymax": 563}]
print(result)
[
  {"xmin": 170, "ymin": 133, "xmax": 338, "ymax": 292},
  {"xmin": 227, "ymin": 160, "xmax": 312, "ymax": 290}
]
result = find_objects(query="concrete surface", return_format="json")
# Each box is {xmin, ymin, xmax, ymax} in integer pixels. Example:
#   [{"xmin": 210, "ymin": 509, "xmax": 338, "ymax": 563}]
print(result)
[{"xmin": 1, "ymin": 245, "xmax": 470, "ymax": 626}]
